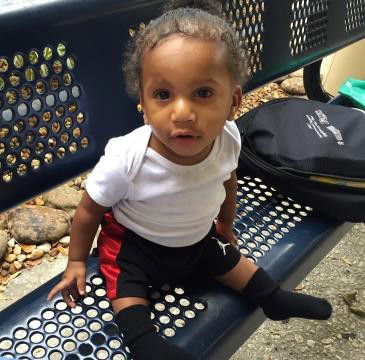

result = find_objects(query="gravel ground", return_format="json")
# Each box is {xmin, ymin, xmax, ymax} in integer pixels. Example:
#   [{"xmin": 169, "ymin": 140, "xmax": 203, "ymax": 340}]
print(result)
[{"xmin": 231, "ymin": 223, "xmax": 365, "ymax": 360}]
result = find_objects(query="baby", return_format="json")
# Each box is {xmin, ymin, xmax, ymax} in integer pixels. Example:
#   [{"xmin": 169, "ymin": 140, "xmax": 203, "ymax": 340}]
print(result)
[{"xmin": 48, "ymin": 1, "xmax": 332, "ymax": 359}]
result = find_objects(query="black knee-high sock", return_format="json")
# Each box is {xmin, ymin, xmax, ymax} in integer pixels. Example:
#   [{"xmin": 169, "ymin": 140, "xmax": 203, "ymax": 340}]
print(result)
[
  {"xmin": 241, "ymin": 268, "xmax": 332, "ymax": 321},
  {"xmin": 115, "ymin": 304, "xmax": 196, "ymax": 360}
]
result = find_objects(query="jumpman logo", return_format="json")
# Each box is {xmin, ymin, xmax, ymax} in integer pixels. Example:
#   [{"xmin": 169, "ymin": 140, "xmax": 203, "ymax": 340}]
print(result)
[{"xmin": 212, "ymin": 236, "xmax": 230, "ymax": 256}]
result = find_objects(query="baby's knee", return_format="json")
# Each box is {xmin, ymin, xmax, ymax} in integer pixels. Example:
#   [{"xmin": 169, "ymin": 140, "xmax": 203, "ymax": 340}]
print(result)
[{"xmin": 112, "ymin": 296, "xmax": 149, "ymax": 314}]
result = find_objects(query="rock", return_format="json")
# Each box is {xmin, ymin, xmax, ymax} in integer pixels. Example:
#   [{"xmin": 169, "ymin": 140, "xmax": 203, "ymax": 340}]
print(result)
[
  {"xmin": 13, "ymin": 244, "xmax": 21, "ymax": 255},
  {"xmin": 59, "ymin": 236, "xmax": 70, "ymax": 246},
  {"xmin": 16, "ymin": 254, "xmax": 26, "ymax": 263},
  {"xmin": 24, "ymin": 258, "xmax": 42, "ymax": 268},
  {"xmin": 20, "ymin": 244, "xmax": 36, "ymax": 254},
  {"xmin": 65, "ymin": 208, "xmax": 76, "ymax": 220},
  {"xmin": 13, "ymin": 261, "xmax": 23, "ymax": 271},
  {"xmin": 0, "ymin": 270, "xmax": 8, "ymax": 277},
  {"xmin": 49, "ymin": 248, "xmax": 60, "ymax": 257},
  {"xmin": 0, "ymin": 212, "xmax": 7, "ymax": 230},
  {"xmin": 7, "ymin": 238, "xmax": 15, "ymax": 248},
  {"xmin": 0, "ymin": 230, "xmax": 9, "ymax": 260},
  {"xmin": 8, "ymin": 206, "xmax": 70, "ymax": 245},
  {"xmin": 290, "ymin": 69, "xmax": 303, "ymax": 77},
  {"xmin": 43, "ymin": 184, "xmax": 82, "ymax": 211},
  {"xmin": 8, "ymin": 263, "xmax": 16, "ymax": 274},
  {"xmin": 307, "ymin": 340, "xmax": 316, "ymax": 347},
  {"xmin": 321, "ymin": 338, "xmax": 333, "ymax": 344},
  {"xmin": 5, "ymin": 253, "xmax": 16, "ymax": 263},
  {"xmin": 295, "ymin": 335, "xmax": 304, "ymax": 343},
  {"xmin": 1, "ymin": 262, "xmax": 10, "ymax": 270},
  {"xmin": 26, "ymin": 249, "xmax": 44, "ymax": 260},
  {"xmin": 47, "ymin": 255, "xmax": 56, "ymax": 262},
  {"xmin": 34, "ymin": 197, "xmax": 44, "ymax": 206},
  {"xmin": 280, "ymin": 77, "xmax": 306, "ymax": 95},
  {"xmin": 37, "ymin": 242, "xmax": 52, "ymax": 253},
  {"xmin": 58, "ymin": 245, "xmax": 69, "ymax": 256},
  {"xmin": 0, "ymin": 285, "xmax": 6, "ymax": 292},
  {"xmin": 74, "ymin": 177, "xmax": 83, "ymax": 187}
]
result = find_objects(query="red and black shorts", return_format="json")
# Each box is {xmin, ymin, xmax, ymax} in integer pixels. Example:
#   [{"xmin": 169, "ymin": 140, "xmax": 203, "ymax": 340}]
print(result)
[{"xmin": 98, "ymin": 212, "xmax": 241, "ymax": 300}]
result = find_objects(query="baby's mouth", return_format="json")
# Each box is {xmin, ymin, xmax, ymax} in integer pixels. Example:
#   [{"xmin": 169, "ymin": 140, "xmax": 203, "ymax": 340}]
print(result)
[
  {"xmin": 171, "ymin": 130, "xmax": 198, "ymax": 139},
  {"xmin": 175, "ymin": 134, "xmax": 194, "ymax": 139},
  {"xmin": 171, "ymin": 133, "xmax": 200, "ymax": 144}
]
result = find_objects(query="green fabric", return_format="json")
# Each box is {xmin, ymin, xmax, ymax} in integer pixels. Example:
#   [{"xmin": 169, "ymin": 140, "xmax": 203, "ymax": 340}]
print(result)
[{"xmin": 339, "ymin": 77, "xmax": 365, "ymax": 109}]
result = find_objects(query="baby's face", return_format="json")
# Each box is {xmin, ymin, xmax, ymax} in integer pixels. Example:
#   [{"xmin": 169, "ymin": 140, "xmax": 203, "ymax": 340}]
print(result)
[{"xmin": 140, "ymin": 34, "xmax": 242, "ymax": 165}]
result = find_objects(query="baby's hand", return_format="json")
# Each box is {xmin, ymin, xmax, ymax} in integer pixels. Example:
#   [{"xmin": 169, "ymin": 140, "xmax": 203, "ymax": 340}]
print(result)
[
  {"xmin": 47, "ymin": 260, "xmax": 87, "ymax": 308},
  {"xmin": 215, "ymin": 220, "xmax": 237, "ymax": 247}
]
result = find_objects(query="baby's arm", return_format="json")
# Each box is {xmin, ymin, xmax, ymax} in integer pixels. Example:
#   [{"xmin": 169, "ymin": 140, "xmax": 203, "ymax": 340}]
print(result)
[
  {"xmin": 68, "ymin": 191, "xmax": 107, "ymax": 262},
  {"xmin": 216, "ymin": 170, "xmax": 237, "ymax": 246},
  {"xmin": 48, "ymin": 191, "xmax": 108, "ymax": 307}
]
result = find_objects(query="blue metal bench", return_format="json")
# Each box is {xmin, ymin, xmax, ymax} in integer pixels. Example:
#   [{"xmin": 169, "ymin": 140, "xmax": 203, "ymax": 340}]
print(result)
[{"xmin": 0, "ymin": 1, "xmax": 363, "ymax": 359}]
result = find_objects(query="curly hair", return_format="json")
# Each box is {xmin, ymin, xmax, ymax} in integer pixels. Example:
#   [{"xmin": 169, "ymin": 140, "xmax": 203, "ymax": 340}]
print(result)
[{"xmin": 123, "ymin": 0, "xmax": 248, "ymax": 99}]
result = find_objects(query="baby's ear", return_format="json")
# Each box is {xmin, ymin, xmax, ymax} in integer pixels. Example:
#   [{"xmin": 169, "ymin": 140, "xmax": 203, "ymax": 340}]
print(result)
[
  {"xmin": 228, "ymin": 85, "xmax": 242, "ymax": 121},
  {"xmin": 137, "ymin": 103, "xmax": 149, "ymax": 124}
]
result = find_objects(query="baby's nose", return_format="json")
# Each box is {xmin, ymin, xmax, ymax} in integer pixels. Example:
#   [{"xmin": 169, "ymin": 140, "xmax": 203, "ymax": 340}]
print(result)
[{"xmin": 171, "ymin": 98, "xmax": 196, "ymax": 123}]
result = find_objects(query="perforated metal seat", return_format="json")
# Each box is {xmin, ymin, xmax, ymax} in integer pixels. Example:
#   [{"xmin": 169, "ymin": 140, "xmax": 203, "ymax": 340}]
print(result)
[{"xmin": 0, "ymin": 172, "xmax": 352, "ymax": 359}]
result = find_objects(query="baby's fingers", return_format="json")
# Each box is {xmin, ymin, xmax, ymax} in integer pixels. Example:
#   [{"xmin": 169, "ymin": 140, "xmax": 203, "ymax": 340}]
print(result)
[
  {"xmin": 47, "ymin": 278, "xmax": 73, "ymax": 301},
  {"xmin": 76, "ymin": 277, "xmax": 86, "ymax": 296},
  {"xmin": 61, "ymin": 287, "xmax": 77, "ymax": 308},
  {"xmin": 68, "ymin": 276, "xmax": 86, "ymax": 303}
]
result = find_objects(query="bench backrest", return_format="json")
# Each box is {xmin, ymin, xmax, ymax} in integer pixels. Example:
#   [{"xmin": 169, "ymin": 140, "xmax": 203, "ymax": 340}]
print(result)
[{"xmin": 0, "ymin": 0, "xmax": 364, "ymax": 211}]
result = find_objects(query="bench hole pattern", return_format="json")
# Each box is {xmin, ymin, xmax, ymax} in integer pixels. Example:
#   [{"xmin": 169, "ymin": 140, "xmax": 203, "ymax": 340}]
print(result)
[
  {"xmin": 0, "ymin": 276, "xmax": 207, "ymax": 360},
  {"xmin": 0, "ymin": 43, "xmax": 89, "ymax": 184},
  {"xmin": 235, "ymin": 175, "xmax": 312, "ymax": 263},
  {"xmin": 345, "ymin": 0, "xmax": 365, "ymax": 32},
  {"xmin": 223, "ymin": 0, "xmax": 265, "ymax": 76},
  {"xmin": 290, "ymin": 0, "xmax": 329, "ymax": 56},
  {"xmin": 0, "ymin": 175, "xmax": 311, "ymax": 359}
]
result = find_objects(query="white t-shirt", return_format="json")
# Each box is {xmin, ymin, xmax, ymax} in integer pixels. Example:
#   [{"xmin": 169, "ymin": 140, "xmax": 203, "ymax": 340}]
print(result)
[{"xmin": 86, "ymin": 121, "xmax": 241, "ymax": 247}]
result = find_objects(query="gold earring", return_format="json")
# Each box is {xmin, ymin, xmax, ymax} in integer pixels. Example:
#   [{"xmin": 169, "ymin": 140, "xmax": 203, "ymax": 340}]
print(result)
[{"xmin": 137, "ymin": 103, "xmax": 143, "ymax": 113}]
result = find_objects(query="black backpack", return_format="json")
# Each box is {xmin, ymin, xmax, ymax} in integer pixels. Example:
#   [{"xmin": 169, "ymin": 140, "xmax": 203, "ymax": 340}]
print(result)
[{"xmin": 236, "ymin": 98, "xmax": 365, "ymax": 222}]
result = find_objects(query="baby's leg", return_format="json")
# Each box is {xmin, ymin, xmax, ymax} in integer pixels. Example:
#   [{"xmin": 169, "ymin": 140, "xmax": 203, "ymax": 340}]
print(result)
[
  {"xmin": 113, "ymin": 296, "xmax": 196, "ymax": 360},
  {"xmin": 215, "ymin": 254, "xmax": 332, "ymax": 321},
  {"xmin": 199, "ymin": 230, "xmax": 331, "ymax": 321},
  {"xmin": 98, "ymin": 214, "xmax": 196, "ymax": 360},
  {"xmin": 215, "ymin": 255, "xmax": 258, "ymax": 291}
]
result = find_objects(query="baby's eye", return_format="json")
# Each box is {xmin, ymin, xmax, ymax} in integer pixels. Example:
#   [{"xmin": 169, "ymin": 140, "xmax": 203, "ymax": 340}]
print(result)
[
  {"xmin": 195, "ymin": 88, "xmax": 213, "ymax": 98},
  {"xmin": 154, "ymin": 90, "xmax": 170, "ymax": 100}
]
